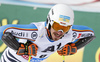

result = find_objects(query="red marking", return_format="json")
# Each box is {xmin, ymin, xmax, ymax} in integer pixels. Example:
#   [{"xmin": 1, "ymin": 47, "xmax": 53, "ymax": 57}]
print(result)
[
  {"xmin": 60, "ymin": 22, "xmax": 66, "ymax": 25},
  {"xmin": 21, "ymin": 55, "xmax": 32, "ymax": 60},
  {"xmin": 77, "ymin": 33, "xmax": 82, "ymax": 38}
]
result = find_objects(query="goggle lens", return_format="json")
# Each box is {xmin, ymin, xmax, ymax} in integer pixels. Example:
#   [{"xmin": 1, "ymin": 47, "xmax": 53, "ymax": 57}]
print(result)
[{"xmin": 52, "ymin": 22, "xmax": 71, "ymax": 32}]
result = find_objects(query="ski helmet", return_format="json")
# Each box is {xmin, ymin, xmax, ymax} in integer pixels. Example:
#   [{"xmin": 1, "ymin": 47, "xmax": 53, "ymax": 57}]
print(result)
[{"xmin": 46, "ymin": 4, "xmax": 74, "ymax": 30}]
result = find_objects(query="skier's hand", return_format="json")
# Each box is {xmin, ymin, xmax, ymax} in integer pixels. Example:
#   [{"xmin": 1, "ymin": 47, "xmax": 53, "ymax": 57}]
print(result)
[
  {"xmin": 28, "ymin": 43, "xmax": 38, "ymax": 56},
  {"xmin": 17, "ymin": 41, "xmax": 38, "ymax": 56},
  {"xmin": 57, "ymin": 43, "xmax": 77, "ymax": 56}
]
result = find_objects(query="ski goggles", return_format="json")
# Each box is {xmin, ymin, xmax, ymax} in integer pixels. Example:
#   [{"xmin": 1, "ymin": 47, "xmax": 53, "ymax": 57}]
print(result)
[{"xmin": 52, "ymin": 22, "xmax": 71, "ymax": 32}]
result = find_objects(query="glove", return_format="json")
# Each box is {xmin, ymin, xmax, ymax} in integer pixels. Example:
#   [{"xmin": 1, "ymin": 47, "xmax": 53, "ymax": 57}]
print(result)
[
  {"xmin": 28, "ymin": 43, "xmax": 38, "ymax": 56},
  {"xmin": 57, "ymin": 43, "xmax": 77, "ymax": 56},
  {"xmin": 17, "ymin": 41, "xmax": 38, "ymax": 56}
]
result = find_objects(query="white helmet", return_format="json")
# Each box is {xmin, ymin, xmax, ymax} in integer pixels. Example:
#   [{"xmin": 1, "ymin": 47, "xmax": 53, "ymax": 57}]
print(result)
[{"xmin": 46, "ymin": 4, "xmax": 74, "ymax": 30}]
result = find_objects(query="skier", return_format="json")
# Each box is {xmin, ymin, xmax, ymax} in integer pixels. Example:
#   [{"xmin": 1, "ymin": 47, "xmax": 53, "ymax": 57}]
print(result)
[{"xmin": 0, "ymin": 4, "xmax": 95, "ymax": 62}]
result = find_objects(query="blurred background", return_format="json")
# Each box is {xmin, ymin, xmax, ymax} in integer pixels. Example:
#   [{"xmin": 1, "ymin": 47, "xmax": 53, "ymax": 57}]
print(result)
[{"xmin": 0, "ymin": 0, "xmax": 100, "ymax": 62}]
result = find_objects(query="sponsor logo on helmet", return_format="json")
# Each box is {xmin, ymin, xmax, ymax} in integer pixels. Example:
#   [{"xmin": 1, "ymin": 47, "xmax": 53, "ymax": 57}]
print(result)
[
  {"xmin": 60, "ymin": 22, "xmax": 66, "ymax": 25},
  {"xmin": 59, "ymin": 15, "xmax": 70, "ymax": 23}
]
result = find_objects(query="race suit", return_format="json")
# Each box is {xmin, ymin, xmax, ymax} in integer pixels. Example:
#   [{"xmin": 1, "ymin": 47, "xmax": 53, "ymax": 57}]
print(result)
[{"xmin": 0, "ymin": 22, "xmax": 94, "ymax": 62}]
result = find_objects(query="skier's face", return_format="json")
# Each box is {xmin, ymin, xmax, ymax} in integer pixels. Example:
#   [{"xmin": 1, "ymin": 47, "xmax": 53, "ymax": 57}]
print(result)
[{"xmin": 50, "ymin": 27, "xmax": 66, "ymax": 41}]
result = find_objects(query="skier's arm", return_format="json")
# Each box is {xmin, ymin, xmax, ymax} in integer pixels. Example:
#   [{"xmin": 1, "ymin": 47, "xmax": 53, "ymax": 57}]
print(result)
[
  {"xmin": 57, "ymin": 36, "xmax": 96, "ymax": 56},
  {"xmin": 0, "ymin": 24, "xmax": 39, "ymax": 56},
  {"xmin": 2, "ymin": 32, "xmax": 19, "ymax": 50},
  {"xmin": 2, "ymin": 32, "xmax": 38, "ymax": 56},
  {"xmin": 74, "ymin": 36, "xmax": 96, "ymax": 49},
  {"xmin": 0, "ymin": 24, "xmax": 38, "ymax": 41}
]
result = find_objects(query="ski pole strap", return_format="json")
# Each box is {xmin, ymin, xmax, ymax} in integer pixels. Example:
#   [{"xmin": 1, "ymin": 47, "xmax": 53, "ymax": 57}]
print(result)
[{"xmin": 24, "ymin": 42, "xmax": 30, "ymax": 54}]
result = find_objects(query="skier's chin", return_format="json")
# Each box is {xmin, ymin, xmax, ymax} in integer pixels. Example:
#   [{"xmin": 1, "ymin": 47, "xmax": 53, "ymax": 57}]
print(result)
[{"xmin": 52, "ymin": 37, "xmax": 60, "ymax": 41}]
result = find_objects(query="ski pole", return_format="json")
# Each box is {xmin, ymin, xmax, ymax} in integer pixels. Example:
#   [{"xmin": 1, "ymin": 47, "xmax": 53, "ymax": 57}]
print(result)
[
  {"xmin": 63, "ymin": 55, "xmax": 65, "ymax": 62},
  {"xmin": 28, "ymin": 55, "xmax": 31, "ymax": 62}
]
